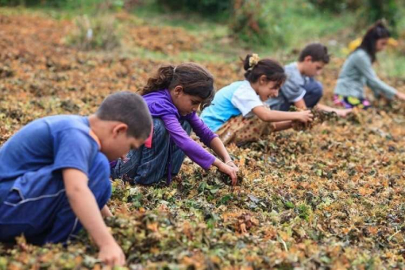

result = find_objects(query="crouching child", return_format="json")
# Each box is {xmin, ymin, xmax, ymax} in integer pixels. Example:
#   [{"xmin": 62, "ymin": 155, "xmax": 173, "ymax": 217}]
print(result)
[{"xmin": 0, "ymin": 91, "xmax": 152, "ymax": 267}]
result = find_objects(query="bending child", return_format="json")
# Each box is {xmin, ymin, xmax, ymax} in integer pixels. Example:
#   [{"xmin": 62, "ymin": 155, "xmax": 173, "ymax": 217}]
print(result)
[
  {"xmin": 201, "ymin": 54, "xmax": 313, "ymax": 146},
  {"xmin": 334, "ymin": 21, "xmax": 405, "ymax": 109},
  {"xmin": 111, "ymin": 63, "xmax": 238, "ymax": 186},
  {"xmin": 267, "ymin": 43, "xmax": 352, "ymax": 117},
  {"xmin": 0, "ymin": 92, "xmax": 152, "ymax": 267}
]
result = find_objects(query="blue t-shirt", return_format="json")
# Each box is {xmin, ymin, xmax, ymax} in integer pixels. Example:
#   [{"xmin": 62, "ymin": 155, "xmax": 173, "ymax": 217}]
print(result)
[
  {"xmin": 0, "ymin": 115, "xmax": 109, "ymax": 198},
  {"xmin": 201, "ymin": 81, "xmax": 264, "ymax": 132}
]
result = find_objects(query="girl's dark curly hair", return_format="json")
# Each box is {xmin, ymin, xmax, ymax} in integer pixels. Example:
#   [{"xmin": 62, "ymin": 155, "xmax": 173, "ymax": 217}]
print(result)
[{"xmin": 142, "ymin": 63, "xmax": 215, "ymax": 109}]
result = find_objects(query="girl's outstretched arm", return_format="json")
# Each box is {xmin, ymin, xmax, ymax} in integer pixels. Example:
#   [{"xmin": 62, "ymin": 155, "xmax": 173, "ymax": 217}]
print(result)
[
  {"xmin": 270, "ymin": 121, "xmax": 293, "ymax": 131},
  {"xmin": 252, "ymin": 106, "xmax": 313, "ymax": 123},
  {"xmin": 210, "ymin": 137, "xmax": 238, "ymax": 169},
  {"xmin": 315, "ymin": 104, "xmax": 352, "ymax": 117}
]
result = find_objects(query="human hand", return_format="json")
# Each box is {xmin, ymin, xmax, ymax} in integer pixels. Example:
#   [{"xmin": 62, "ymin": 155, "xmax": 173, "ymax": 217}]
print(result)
[
  {"xmin": 334, "ymin": 108, "xmax": 353, "ymax": 118},
  {"xmin": 98, "ymin": 241, "xmax": 126, "ymax": 267},
  {"xmin": 396, "ymin": 91, "xmax": 405, "ymax": 101},
  {"xmin": 225, "ymin": 160, "xmax": 239, "ymax": 171},
  {"xmin": 218, "ymin": 162, "xmax": 238, "ymax": 186},
  {"xmin": 101, "ymin": 205, "xmax": 113, "ymax": 218},
  {"xmin": 296, "ymin": 110, "xmax": 314, "ymax": 123}
]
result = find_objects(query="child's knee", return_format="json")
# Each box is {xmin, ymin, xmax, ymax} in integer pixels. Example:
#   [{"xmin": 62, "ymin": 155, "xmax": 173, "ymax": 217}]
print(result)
[
  {"xmin": 308, "ymin": 81, "xmax": 323, "ymax": 100},
  {"xmin": 153, "ymin": 118, "xmax": 167, "ymax": 135},
  {"xmin": 316, "ymin": 81, "xmax": 323, "ymax": 93}
]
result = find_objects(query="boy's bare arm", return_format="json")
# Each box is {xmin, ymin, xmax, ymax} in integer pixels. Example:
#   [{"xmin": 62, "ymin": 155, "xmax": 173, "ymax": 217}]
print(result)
[
  {"xmin": 271, "ymin": 121, "xmax": 293, "ymax": 131},
  {"xmin": 294, "ymin": 99, "xmax": 307, "ymax": 109},
  {"xmin": 63, "ymin": 169, "xmax": 125, "ymax": 266},
  {"xmin": 316, "ymin": 104, "xmax": 352, "ymax": 117}
]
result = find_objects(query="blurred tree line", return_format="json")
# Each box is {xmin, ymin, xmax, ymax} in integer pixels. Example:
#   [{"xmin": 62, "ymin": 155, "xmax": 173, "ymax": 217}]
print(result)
[
  {"xmin": 309, "ymin": 0, "xmax": 400, "ymax": 33},
  {"xmin": 0, "ymin": 0, "xmax": 401, "ymax": 46}
]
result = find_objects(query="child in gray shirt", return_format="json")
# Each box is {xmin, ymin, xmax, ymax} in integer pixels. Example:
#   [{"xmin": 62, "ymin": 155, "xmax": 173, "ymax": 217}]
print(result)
[
  {"xmin": 267, "ymin": 43, "xmax": 351, "ymax": 117},
  {"xmin": 334, "ymin": 21, "xmax": 405, "ymax": 108}
]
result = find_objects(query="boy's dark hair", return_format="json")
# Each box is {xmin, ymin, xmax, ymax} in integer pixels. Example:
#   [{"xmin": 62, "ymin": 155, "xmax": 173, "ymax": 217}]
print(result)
[
  {"xmin": 358, "ymin": 20, "xmax": 390, "ymax": 63},
  {"xmin": 298, "ymin": 43, "xmax": 330, "ymax": 63},
  {"xmin": 243, "ymin": 54, "xmax": 286, "ymax": 89},
  {"xmin": 96, "ymin": 91, "xmax": 152, "ymax": 139},
  {"xmin": 142, "ymin": 63, "xmax": 215, "ymax": 110}
]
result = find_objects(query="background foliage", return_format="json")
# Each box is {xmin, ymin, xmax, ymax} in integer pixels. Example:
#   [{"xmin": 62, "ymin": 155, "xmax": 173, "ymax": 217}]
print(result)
[
  {"xmin": 0, "ymin": 0, "xmax": 403, "ymax": 45},
  {"xmin": 0, "ymin": 0, "xmax": 405, "ymax": 268}
]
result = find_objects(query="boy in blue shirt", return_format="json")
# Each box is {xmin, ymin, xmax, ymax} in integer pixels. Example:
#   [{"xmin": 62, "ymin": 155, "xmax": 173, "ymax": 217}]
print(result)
[
  {"xmin": 266, "ymin": 43, "xmax": 352, "ymax": 117},
  {"xmin": 0, "ymin": 91, "xmax": 152, "ymax": 267}
]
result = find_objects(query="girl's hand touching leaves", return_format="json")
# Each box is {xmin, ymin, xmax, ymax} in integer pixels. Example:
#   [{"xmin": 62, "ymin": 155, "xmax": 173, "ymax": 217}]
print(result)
[
  {"xmin": 396, "ymin": 91, "xmax": 405, "ymax": 101},
  {"xmin": 218, "ymin": 162, "xmax": 238, "ymax": 186},
  {"xmin": 296, "ymin": 110, "xmax": 314, "ymax": 123}
]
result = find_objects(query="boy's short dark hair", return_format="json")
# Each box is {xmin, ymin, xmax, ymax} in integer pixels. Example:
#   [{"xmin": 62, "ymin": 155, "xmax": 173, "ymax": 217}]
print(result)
[
  {"xmin": 96, "ymin": 91, "xmax": 152, "ymax": 139},
  {"xmin": 298, "ymin": 43, "xmax": 330, "ymax": 64}
]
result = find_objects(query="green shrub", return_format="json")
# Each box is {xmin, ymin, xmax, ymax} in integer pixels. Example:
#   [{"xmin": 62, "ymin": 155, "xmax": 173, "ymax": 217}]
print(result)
[
  {"xmin": 0, "ymin": 0, "xmax": 113, "ymax": 10},
  {"xmin": 308, "ymin": 0, "xmax": 362, "ymax": 13},
  {"xmin": 359, "ymin": 0, "xmax": 399, "ymax": 35},
  {"xmin": 0, "ymin": 0, "xmax": 67, "ymax": 7},
  {"xmin": 66, "ymin": 15, "xmax": 121, "ymax": 51},
  {"xmin": 156, "ymin": 0, "xmax": 233, "ymax": 17},
  {"xmin": 309, "ymin": 0, "xmax": 400, "ymax": 34},
  {"xmin": 229, "ymin": 0, "xmax": 283, "ymax": 48}
]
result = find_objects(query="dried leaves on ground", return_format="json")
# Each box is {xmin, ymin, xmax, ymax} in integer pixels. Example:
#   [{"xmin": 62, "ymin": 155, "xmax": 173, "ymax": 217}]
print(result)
[{"xmin": 1, "ymin": 11, "xmax": 405, "ymax": 269}]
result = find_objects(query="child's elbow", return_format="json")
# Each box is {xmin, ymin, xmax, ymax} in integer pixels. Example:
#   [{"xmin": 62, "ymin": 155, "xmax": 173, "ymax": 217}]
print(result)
[
  {"xmin": 65, "ymin": 183, "xmax": 87, "ymax": 200},
  {"xmin": 255, "ymin": 113, "xmax": 268, "ymax": 122}
]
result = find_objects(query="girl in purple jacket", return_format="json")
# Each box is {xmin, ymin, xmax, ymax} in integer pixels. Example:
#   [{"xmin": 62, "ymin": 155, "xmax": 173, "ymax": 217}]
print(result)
[{"xmin": 111, "ymin": 63, "xmax": 238, "ymax": 185}]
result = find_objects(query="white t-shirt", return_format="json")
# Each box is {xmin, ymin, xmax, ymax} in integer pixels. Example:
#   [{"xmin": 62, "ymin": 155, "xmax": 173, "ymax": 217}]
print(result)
[{"xmin": 231, "ymin": 80, "xmax": 264, "ymax": 117}]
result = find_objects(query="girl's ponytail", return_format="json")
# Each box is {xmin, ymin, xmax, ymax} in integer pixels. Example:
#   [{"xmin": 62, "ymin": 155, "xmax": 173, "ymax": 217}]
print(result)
[
  {"xmin": 142, "ymin": 65, "xmax": 175, "ymax": 95},
  {"xmin": 359, "ymin": 20, "xmax": 390, "ymax": 63},
  {"xmin": 242, "ymin": 54, "xmax": 286, "ymax": 87},
  {"xmin": 142, "ymin": 62, "xmax": 215, "ymax": 109}
]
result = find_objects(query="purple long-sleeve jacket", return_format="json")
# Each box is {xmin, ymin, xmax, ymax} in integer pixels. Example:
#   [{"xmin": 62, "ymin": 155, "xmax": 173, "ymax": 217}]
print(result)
[{"xmin": 143, "ymin": 89, "xmax": 217, "ymax": 170}]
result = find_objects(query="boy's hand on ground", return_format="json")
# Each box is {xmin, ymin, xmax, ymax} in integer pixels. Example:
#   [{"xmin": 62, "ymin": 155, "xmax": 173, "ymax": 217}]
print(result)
[
  {"xmin": 63, "ymin": 169, "xmax": 125, "ymax": 267},
  {"xmin": 98, "ymin": 242, "xmax": 126, "ymax": 267},
  {"xmin": 396, "ymin": 91, "xmax": 405, "ymax": 101},
  {"xmin": 296, "ymin": 110, "xmax": 314, "ymax": 123},
  {"xmin": 334, "ymin": 108, "xmax": 352, "ymax": 118},
  {"xmin": 101, "ymin": 205, "xmax": 113, "ymax": 218}
]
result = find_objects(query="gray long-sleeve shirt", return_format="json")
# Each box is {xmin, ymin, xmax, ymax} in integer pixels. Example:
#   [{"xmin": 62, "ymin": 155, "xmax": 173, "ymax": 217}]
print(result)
[{"xmin": 334, "ymin": 48, "xmax": 397, "ymax": 99}]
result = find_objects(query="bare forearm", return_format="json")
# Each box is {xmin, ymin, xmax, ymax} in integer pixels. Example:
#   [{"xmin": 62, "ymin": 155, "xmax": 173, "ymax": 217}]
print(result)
[
  {"xmin": 253, "ymin": 106, "xmax": 307, "ymax": 122},
  {"xmin": 294, "ymin": 99, "xmax": 307, "ymax": 110},
  {"xmin": 210, "ymin": 137, "xmax": 232, "ymax": 162},
  {"xmin": 263, "ymin": 110, "xmax": 303, "ymax": 122},
  {"xmin": 271, "ymin": 121, "xmax": 292, "ymax": 131},
  {"xmin": 316, "ymin": 104, "xmax": 335, "ymax": 112},
  {"xmin": 63, "ymin": 169, "xmax": 124, "ymax": 266},
  {"xmin": 67, "ymin": 188, "xmax": 115, "ymax": 248}
]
